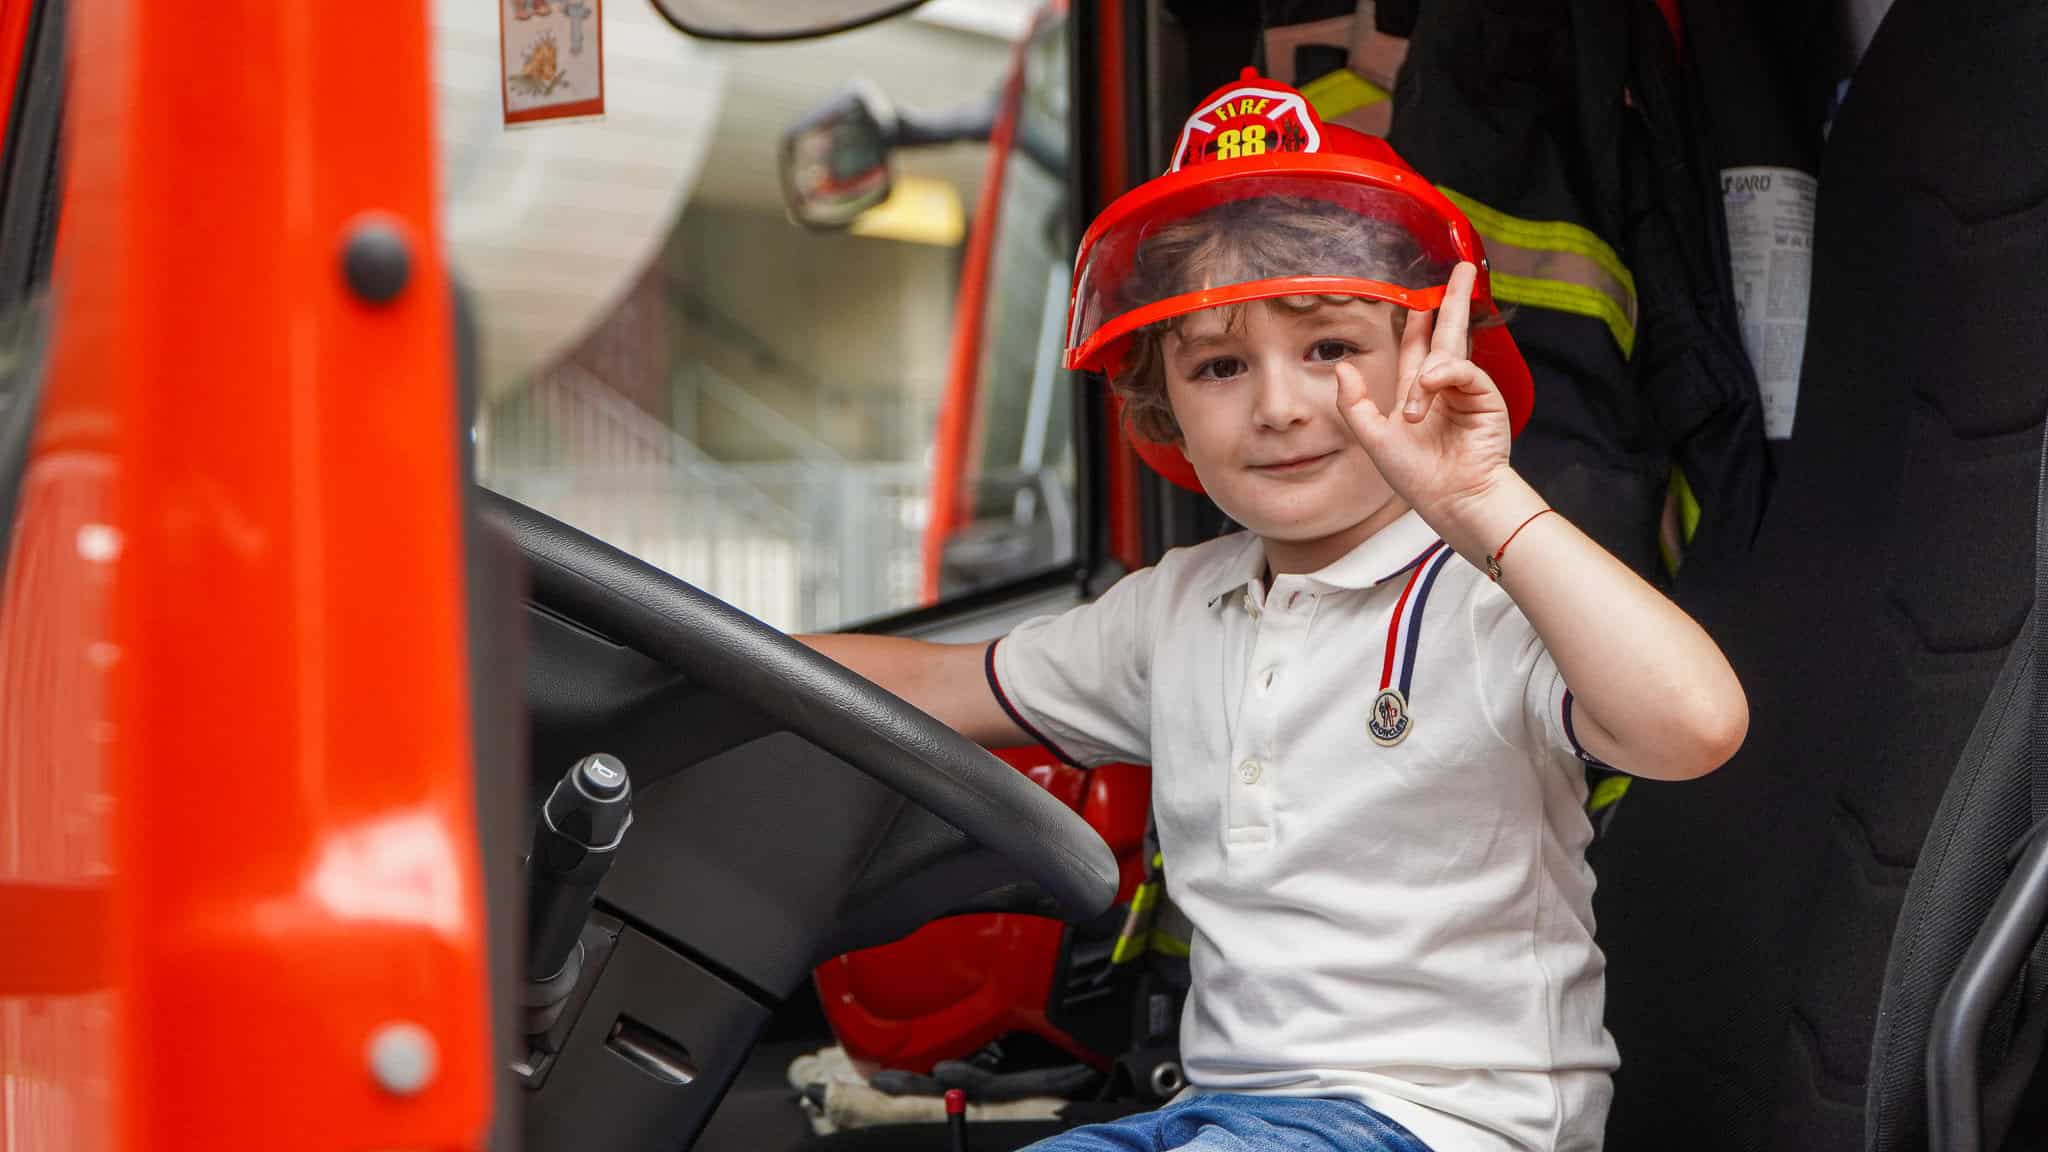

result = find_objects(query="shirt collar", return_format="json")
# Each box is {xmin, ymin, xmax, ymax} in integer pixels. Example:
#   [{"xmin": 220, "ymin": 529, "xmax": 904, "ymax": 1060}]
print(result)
[
  {"xmin": 1201, "ymin": 534, "xmax": 1271, "ymax": 607},
  {"xmin": 1201, "ymin": 510, "xmax": 1445, "ymax": 607}
]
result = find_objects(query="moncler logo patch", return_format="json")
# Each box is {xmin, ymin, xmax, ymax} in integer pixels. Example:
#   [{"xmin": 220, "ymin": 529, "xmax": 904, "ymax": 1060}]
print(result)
[{"xmin": 1370, "ymin": 688, "xmax": 1411, "ymax": 747}]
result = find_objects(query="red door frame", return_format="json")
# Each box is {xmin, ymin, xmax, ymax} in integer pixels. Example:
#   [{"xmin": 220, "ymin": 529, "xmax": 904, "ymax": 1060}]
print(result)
[
  {"xmin": 0, "ymin": 0, "xmax": 34, "ymax": 171},
  {"xmin": 0, "ymin": 3, "xmax": 493, "ymax": 1149},
  {"xmin": 919, "ymin": 30, "xmax": 1030, "ymax": 603},
  {"xmin": 920, "ymin": 0, "xmax": 1147, "ymax": 604}
]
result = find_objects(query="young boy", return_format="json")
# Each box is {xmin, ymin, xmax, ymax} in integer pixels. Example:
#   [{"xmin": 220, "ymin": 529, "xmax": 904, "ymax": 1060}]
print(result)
[{"xmin": 805, "ymin": 71, "xmax": 1746, "ymax": 1152}]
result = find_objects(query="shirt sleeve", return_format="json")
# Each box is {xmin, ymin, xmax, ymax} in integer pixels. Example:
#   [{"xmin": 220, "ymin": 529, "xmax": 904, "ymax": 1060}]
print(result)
[
  {"xmin": 1470, "ymin": 578, "xmax": 1610, "ymax": 771},
  {"xmin": 988, "ymin": 564, "xmax": 1158, "ymax": 768}
]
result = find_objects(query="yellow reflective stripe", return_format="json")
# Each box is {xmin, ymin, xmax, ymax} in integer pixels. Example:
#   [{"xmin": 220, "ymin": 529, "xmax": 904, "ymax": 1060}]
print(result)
[
  {"xmin": 1128, "ymin": 882, "xmax": 1160, "ymax": 916},
  {"xmin": 1589, "ymin": 773, "xmax": 1632, "ymax": 812},
  {"xmin": 1659, "ymin": 467, "xmax": 1704, "ymax": 576},
  {"xmin": 1435, "ymin": 187, "xmax": 1638, "ymax": 357},
  {"xmin": 1301, "ymin": 69, "xmax": 1390, "ymax": 122},
  {"xmin": 1436, "ymin": 187, "xmax": 1636, "ymax": 300},
  {"xmin": 1674, "ymin": 468, "xmax": 1701, "ymax": 542},
  {"xmin": 1150, "ymin": 852, "xmax": 1163, "ymax": 871},
  {"xmin": 1486, "ymin": 270, "xmax": 1636, "ymax": 359},
  {"xmin": 1147, "ymin": 930, "xmax": 1191, "ymax": 959},
  {"xmin": 1111, "ymin": 882, "xmax": 1163, "ymax": 965},
  {"xmin": 1483, "ymin": 247, "xmax": 1637, "ymax": 347}
]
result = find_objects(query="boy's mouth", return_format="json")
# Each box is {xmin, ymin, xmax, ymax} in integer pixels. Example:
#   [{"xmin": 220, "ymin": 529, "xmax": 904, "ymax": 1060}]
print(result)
[{"xmin": 1250, "ymin": 450, "xmax": 1338, "ymax": 475}]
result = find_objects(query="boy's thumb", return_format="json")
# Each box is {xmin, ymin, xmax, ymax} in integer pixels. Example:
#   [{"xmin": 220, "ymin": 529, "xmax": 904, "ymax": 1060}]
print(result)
[
  {"xmin": 1339, "ymin": 391, "xmax": 1385, "ymax": 448},
  {"xmin": 1335, "ymin": 361, "xmax": 1373, "ymax": 409},
  {"xmin": 1334, "ymin": 362, "xmax": 1379, "ymax": 436}
]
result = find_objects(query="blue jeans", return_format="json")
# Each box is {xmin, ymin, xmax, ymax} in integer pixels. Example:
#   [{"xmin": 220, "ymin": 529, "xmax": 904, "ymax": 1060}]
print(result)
[{"xmin": 1020, "ymin": 1093, "xmax": 1434, "ymax": 1151}]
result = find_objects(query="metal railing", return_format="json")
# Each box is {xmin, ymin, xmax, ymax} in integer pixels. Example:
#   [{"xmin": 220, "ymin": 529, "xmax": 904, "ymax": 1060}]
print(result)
[{"xmin": 478, "ymin": 366, "xmax": 932, "ymax": 631}]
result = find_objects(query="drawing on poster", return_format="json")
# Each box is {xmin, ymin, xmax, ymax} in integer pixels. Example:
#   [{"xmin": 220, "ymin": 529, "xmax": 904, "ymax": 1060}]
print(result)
[
  {"xmin": 509, "ymin": 33, "xmax": 568, "ymax": 98},
  {"xmin": 502, "ymin": 0, "xmax": 603, "ymax": 125}
]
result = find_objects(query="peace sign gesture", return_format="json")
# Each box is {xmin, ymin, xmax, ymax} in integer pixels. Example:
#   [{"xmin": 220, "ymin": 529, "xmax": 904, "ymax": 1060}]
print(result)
[{"xmin": 1335, "ymin": 262, "xmax": 1515, "ymax": 527}]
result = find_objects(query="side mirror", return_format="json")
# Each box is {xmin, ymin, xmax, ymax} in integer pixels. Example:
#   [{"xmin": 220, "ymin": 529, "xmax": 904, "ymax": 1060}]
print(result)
[
  {"xmin": 651, "ymin": 0, "xmax": 930, "ymax": 42},
  {"xmin": 780, "ymin": 83, "xmax": 1000, "ymax": 232},
  {"xmin": 779, "ymin": 83, "xmax": 896, "ymax": 230}
]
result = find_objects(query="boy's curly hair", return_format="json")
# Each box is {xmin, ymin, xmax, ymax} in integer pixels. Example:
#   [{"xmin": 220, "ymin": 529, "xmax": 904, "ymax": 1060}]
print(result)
[{"xmin": 1108, "ymin": 195, "xmax": 1436, "ymax": 444}]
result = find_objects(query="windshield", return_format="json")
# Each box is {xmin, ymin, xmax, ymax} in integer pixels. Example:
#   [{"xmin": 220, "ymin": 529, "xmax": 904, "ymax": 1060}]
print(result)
[{"xmin": 448, "ymin": 0, "xmax": 1077, "ymax": 631}]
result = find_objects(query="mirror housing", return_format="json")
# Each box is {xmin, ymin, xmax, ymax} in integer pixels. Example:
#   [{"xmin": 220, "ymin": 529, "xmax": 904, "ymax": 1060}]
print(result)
[
  {"xmin": 779, "ymin": 83, "xmax": 999, "ymax": 231},
  {"xmin": 650, "ymin": 0, "xmax": 931, "ymax": 43},
  {"xmin": 779, "ymin": 82, "xmax": 898, "ymax": 230}
]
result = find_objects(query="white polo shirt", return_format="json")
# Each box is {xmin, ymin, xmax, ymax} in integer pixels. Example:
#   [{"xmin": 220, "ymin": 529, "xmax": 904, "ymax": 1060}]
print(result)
[{"xmin": 988, "ymin": 509, "xmax": 1620, "ymax": 1152}]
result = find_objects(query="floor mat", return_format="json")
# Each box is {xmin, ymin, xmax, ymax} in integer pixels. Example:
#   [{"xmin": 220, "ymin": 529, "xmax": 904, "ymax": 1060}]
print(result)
[{"xmin": 693, "ymin": 1038, "xmax": 816, "ymax": 1152}]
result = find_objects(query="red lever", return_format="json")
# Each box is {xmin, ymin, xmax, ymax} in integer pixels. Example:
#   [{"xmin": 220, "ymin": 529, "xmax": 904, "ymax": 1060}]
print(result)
[{"xmin": 946, "ymin": 1088, "xmax": 970, "ymax": 1152}]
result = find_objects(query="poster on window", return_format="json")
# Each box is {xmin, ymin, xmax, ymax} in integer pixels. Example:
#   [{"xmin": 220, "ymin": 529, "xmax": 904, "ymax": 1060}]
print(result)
[{"xmin": 501, "ymin": 0, "xmax": 604, "ymax": 126}]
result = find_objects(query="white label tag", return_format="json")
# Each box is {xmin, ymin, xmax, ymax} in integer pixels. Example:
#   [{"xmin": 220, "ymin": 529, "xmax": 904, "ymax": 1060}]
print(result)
[{"xmin": 1721, "ymin": 166, "xmax": 1817, "ymax": 440}]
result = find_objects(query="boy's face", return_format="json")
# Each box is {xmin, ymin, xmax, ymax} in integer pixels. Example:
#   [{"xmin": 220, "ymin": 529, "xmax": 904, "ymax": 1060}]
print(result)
[{"xmin": 1163, "ymin": 298, "xmax": 1406, "ymax": 566}]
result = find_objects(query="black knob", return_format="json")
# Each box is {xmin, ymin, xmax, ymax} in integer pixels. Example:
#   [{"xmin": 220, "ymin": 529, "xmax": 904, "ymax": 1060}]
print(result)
[
  {"xmin": 543, "ymin": 753, "xmax": 632, "ymax": 846},
  {"xmin": 527, "ymin": 754, "xmax": 634, "ymax": 984},
  {"xmin": 577, "ymin": 753, "xmax": 628, "ymax": 800}
]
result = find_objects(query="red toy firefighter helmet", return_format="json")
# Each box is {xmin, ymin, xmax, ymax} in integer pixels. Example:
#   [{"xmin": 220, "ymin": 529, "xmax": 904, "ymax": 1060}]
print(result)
[{"xmin": 1065, "ymin": 68, "xmax": 1534, "ymax": 492}]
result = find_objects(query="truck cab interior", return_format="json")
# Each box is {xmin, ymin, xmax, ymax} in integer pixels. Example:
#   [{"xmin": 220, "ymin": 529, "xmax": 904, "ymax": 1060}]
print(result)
[{"xmin": 0, "ymin": 2, "xmax": 2044, "ymax": 1152}]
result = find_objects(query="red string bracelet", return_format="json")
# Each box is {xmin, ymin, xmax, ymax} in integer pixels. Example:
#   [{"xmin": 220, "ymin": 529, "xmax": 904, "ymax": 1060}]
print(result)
[{"xmin": 1486, "ymin": 508, "xmax": 1556, "ymax": 582}]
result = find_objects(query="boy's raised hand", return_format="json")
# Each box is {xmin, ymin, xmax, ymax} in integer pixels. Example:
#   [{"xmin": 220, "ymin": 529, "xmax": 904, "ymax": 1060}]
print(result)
[
  {"xmin": 1340, "ymin": 266, "xmax": 1748, "ymax": 782},
  {"xmin": 1334, "ymin": 262, "xmax": 1514, "ymax": 526}
]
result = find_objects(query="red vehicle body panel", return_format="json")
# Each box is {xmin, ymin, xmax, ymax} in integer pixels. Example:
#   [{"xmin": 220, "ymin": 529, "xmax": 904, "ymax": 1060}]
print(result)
[{"xmin": 0, "ymin": 3, "xmax": 494, "ymax": 1149}]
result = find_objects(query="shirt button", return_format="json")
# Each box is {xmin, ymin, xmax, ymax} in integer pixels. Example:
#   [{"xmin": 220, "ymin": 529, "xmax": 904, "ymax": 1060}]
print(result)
[
  {"xmin": 1260, "ymin": 668, "xmax": 1276, "ymax": 691},
  {"xmin": 1242, "ymin": 590, "xmax": 1260, "ymax": 617},
  {"xmin": 1237, "ymin": 758, "xmax": 1263, "ymax": 784}
]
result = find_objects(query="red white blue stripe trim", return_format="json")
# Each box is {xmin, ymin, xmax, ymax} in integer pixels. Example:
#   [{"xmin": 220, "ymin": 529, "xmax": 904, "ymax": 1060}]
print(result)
[
  {"xmin": 1561, "ymin": 690, "xmax": 1610, "ymax": 767},
  {"xmin": 1374, "ymin": 541, "xmax": 1443, "ymax": 587},
  {"xmin": 1379, "ymin": 541, "xmax": 1453, "ymax": 694},
  {"xmin": 985, "ymin": 640, "xmax": 1086, "ymax": 769}
]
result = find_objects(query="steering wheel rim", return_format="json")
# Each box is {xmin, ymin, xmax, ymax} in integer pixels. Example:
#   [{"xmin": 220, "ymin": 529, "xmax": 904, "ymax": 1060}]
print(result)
[{"xmin": 484, "ymin": 490, "xmax": 1120, "ymax": 922}]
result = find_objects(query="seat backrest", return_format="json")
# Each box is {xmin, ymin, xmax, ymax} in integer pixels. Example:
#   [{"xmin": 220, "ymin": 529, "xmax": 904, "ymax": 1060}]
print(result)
[
  {"xmin": 1864, "ymin": 458, "xmax": 2048, "ymax": 1152},
  {"xmin": 1590, "ymin": 1, "xmax": 2048, "ymax": 1148}
]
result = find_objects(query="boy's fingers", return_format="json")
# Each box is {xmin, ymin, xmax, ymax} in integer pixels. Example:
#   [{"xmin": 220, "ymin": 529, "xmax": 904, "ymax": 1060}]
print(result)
[
  {"xmin": 1429, "ymin": 262, "xmax": 1477, "ymax": 360},
  {"xmin": 1400, "ymin": 362, "xmax": 1449, "ymax": 422},
  {"xmin": 1404, "ymin": 348, "xmax": 1463, "ymax": 420},
  {"xmin": 1404, "ymin": 388, "xmax": 1434, "ymax": 423},
  {"xmin": 1409, "ymin": 359, "xmax": 1501, "ymax": 421},
  {"xmin": 1394, "ymin": 305, "xmax": 1433, "ymax": 414}
]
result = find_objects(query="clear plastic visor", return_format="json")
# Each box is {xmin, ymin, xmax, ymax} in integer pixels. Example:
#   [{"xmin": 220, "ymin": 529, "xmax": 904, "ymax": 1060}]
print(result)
[{"xmin": 1067, "ymin": 174, "xmax": 1467, "ymax": 371}]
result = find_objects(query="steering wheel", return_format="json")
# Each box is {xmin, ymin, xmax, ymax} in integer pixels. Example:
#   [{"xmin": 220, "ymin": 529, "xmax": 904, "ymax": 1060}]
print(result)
[{"xmin": 484, "ymin": 489, "xmax": 1120, "ymax": 922}]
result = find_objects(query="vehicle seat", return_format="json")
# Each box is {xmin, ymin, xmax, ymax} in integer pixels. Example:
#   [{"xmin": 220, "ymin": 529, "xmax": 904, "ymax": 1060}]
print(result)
[{"xmin": 1590, "ymin": 0, "xmax": 2048, "ymax": 1148}]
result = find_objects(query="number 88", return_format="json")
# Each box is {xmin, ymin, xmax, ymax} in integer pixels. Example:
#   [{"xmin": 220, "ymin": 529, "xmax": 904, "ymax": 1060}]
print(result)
[{"xmin": 1215, "ymin": 124, "xmax": 1269, "ymax": 160}]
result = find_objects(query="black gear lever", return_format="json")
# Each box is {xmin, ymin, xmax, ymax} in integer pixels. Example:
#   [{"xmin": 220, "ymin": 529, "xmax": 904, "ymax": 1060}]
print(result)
[
  {"xmin": 512, "ymin": 754, "xmax": 635, "ymax": 1083},
  {"xmin": 525, "ymin": 753, "xmax": 633, "ymax": 991}
]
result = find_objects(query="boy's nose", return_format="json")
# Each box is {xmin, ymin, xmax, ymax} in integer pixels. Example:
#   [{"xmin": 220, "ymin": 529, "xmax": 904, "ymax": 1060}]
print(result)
[{"xmin": 1252, "ymin": 362, "xmax": 1319, "ymax": 430}]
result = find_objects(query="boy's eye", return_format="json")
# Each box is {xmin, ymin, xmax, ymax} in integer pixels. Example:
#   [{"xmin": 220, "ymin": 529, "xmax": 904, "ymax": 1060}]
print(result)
[
  {"xmin": 1308, "ymin": 340, "xmax": 1358, "ymax": 363},
  {"xmin": 1192, "ymin": 356, "xmax": 1247, "ymax": 381}
]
